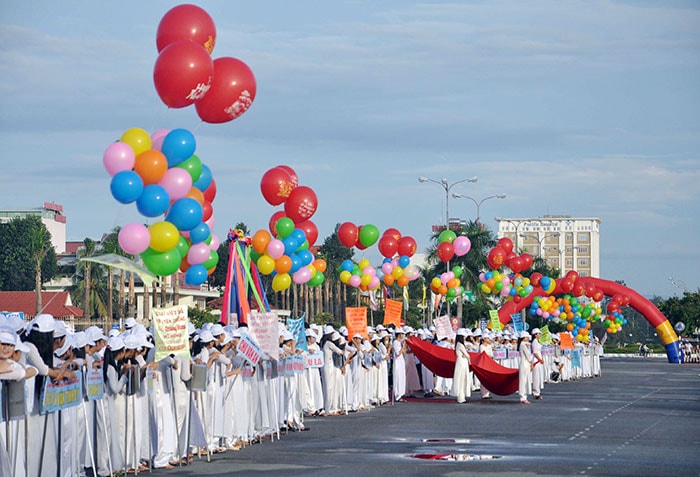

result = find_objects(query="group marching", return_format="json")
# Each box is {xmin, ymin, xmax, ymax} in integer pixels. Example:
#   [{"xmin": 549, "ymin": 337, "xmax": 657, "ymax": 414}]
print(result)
[{"xmin": 0, "ymin": 312, "xmax": 603, "ymax": 476}]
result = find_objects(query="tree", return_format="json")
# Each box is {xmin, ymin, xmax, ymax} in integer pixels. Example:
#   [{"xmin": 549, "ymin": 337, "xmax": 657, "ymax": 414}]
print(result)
[
  {"xmin": 0, "ymin": 216, "xmax": 57, "ymax": 294},
  {"xmin": 70, "ymin": 238, "xmax": 109, "ymax": 320}
]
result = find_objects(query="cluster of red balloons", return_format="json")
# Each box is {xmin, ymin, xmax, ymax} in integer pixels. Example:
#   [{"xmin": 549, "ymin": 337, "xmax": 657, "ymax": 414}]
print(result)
[
  {"xmin": 104, "ymin": 127, "xmax": 219, "ymax": 286},
  {"xmin": 435, "ymin": 229, "xmax": 472, "ymax": 263},
  {"xmin": 377, "ymin": 228, "xmax": 417, "ymax": 258},
  {"xmin": 153, "ymin": 4, "xmax": 256, "ymax": 124},
  {"xmin": 486, "ymin": 237, "xmax": 533, "ymax": 273},
  {"xmin": 261, "ymin": 166, "xmax": 318, "ymax": 226}
]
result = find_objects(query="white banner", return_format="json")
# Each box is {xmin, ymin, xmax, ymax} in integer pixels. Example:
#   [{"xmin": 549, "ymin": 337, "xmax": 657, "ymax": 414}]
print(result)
[
  {"xmin": 434, "ymin": 315, "xmax": 455, "ymax": 341},
  {"xmin": 152, "ymin": 305, "xmax": 191, "ymax": 362},
  {"xmin": 248, "ymin": 311, "xmax": 280, "ymax": 360}
]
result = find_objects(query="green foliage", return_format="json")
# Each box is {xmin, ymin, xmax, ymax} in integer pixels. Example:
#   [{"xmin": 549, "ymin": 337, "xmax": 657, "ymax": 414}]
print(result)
[
  {"xmin": 0, "ymin": 215, "xmax": 57, "ymax": 291},
  {"xmin": 188, "ymin": 306, "xmax": 220, "ymax": 328},
  {"xmin": 657, "ymin": 289, "xmax": 700, "ymax": 339},
  {"xmin": 311, "ymin": 312, "xmax": 337, "ymax": 327}
]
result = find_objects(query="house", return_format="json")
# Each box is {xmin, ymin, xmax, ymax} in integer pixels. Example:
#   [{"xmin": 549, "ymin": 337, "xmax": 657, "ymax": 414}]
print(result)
[{"xmin": 0, "ymin": 291, "xmax": 83, "ymax": 320}]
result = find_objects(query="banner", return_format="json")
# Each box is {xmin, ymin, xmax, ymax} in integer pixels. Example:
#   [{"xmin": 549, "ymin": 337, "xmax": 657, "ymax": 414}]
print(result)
[
  {"xmin": 488, "ymin": 310, "xmax": 502, "ymax": 331},
  {"xmin": 306, "ymin": 351, "xmax": 324, "ymax": 368},
  {"xmin": 346, "ymin": 307, "xmax": 368, "ymax": 339},
  {"xmin": 383, "ymin": 299, "xmax": 403, "ymax": 328},
  {"xmin": 571, "ymin": 349, "xmax": 581, "ymax": 368},
  {"xmin": 539, "ymin": 325, "xmax": 553, "ymax": 344},
  {"xmin": 286, "ymin": 314, "xmax": 308, "ymax": 351},
  {"xmin": 85, "ymin": 368, "xmax": 104, "ymax": 401},
  {"xmin": 542, "ymin": 346, "xmax": 555, "ymax": 356},
  {"xmin": 434, "ymin": 315, "xmax": 455, "ymax": 341},
  {"xmin": 510, "ymin": 313, "xmax": 524, "ymax": 333},
  {"xmin": 479, "ymin": 318, "xmax": 488, "ymax": 331},
  {"xmin": 237, "ymin": 333, "xmax": 262, "ymax": 366},
  {"xmin": 559, "ymin": 332, "xmax": 574, "ymax": 350},
  {"xmin": 493, "ymin": 348, "xmax": 507, "ymax": 360},
  {"xmin": 600, "ymin": 332, "xmax": 608, "ymax": 345},
  {"xmin": 449, "ymin": 317, "xmax": 460, "ymax": 331},
  {"xmin": 41, "ymin": 374, "xmax": 83, "ymax": 414},
  {"xmin": 248, "ymin": 311, "xmax": 281, "ymax": 359},
  {"xmin": 152, "ymin": 305, "xmax": 191, "ymax": 362}
]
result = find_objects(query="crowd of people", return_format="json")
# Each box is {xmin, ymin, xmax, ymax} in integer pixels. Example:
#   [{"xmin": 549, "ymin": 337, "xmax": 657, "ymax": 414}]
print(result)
[{"xmin": 0, "ymin": 312, "xmax": 604, "ymax": 477}]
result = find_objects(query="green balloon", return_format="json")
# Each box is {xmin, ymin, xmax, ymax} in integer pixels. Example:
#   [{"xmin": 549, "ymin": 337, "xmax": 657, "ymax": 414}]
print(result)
[
  {"xmin": 175, "ymin": 154, "xmax": 203, "ymax": 182},
  {"xmin": 359, "ymin": 224, "xmax": 380, "ymax": 247},
  {"xmin": 439, "ymin": 230, "xmax": 457, "ymax": 244},
  {"xmin": 276, "ymin": 217, "xmax": 295, "ymax": 239},
  {"xmin": 175, "ymin": 236, "xmax": 190, "ymax": 259},
  {"xmin": 296, "ymin": 239, "xmax": 309, "ymax": 252},
  {"xmin": 202, "ymin": 250, "xmax": 219, "ymax": 269},
  {"xmin": 141, "ymin": 247, "xmax": 181, "ymax": 276},
  {"xmin": 452, "ymin": 266, "xmax": 463, "ymax": 278},
  {"xmin": 308, "ymin": 271, "xmax": 325, "ymax": 286},
  {"xmin": 250, "ymin": 249, "xmax": 261, "ymax": 264}
]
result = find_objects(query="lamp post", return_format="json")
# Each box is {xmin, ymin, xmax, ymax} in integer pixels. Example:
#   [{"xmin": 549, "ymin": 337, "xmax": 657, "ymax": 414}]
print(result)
[
  {"xmin": 495, "ymin": 218, "xmax": 536, "ymax": 252},
  {"xmin": 451, "ymin": 193, "xmax": 506, "ymax": 224},
  {"xmin": 419, "ymin": 175, "xmax": 478, "ymax": 317},
  {"xmin": 519, "ymin": 232, "xmax": 561, "ymax": 257}
]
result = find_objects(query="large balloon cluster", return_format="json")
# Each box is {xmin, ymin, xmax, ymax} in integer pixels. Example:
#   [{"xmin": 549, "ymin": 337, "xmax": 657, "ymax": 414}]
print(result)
[
  {"xmin": 105, "ymin": 128, "xmax": 219, "ymax": 286},
  {"xmin": 253, "ymin": 166, "xmax": 323, "ymax": 292},
  {"xmin": 339, "ymin": 258, "xmax": 381, "ymax": 291},
  {"xmin": 153, "ymin": 4, "xmax": 256, "ymax": 124},
  {"xmin": 435, "ymin": 229, "xmax": 472, "ymax": 263},
  {"xmin": 429, "ymin": 265, "xmax": 466, "ymax": 302},
  {"xmin": 603, "ymin": 293, "xmax": 630, "ymax": 334},
  {"xmin": 528, "ymin": 295, "xmax": 602, "ymax": 342}
]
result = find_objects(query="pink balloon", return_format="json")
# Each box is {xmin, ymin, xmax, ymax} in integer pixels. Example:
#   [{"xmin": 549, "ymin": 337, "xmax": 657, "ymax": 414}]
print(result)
[
  {"xmin": 103, "ymin": 142, "xmax": 135, "ymax": 176},
  {"xmin": 205, "ymin": 216, "xmax": 215, "ymax": 231},
  {"xmin": 151, "ymin": 129, "xmax": 171, "ymax": 151},
  {"xmin": 349, "ymin": 275, "xmax": 361, "ymax": 287},
  {"xmin": 158, "ymin": 167, "xmax": 193, "ymax": 200},
  {"xmin": 187, "ymin": 242, "xmax": 210, "ymax": 265},
  {"xmin": 118, "ymin": 222, "xmax": 150, "ymax": 255},
  {"xmin": 381, "ymin": 262, "xmax": 393, "ymax": 275},
  {"xmin": 267, "ymin": 239, "xmax": 284, "ymax": 260},
  {"xmin": 369, "ymin": 276, "xmax": 380, "ymax": 289},
  {"xmin": 362, "ymin": 266, "xmax": 375, "ymax": 276},
  {"xmin": 453, "ymin": 236, "xmax": 472, "ymax": 257},
  {"xmin": 209, "ymin": 233, "xmax": 220, "ymax": 250},
  {"xmin": 293, "ymin": 267, "xmax": 312, "ymax": 284}
]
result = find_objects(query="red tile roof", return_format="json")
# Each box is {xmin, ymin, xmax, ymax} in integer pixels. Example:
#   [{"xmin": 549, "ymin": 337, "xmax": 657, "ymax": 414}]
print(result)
[
  {"xmin": 64, "ymin": 241, "xmax": 85, "ymax": 255},
  {"xmin": 0, "ymin": 291, "xmax": 84, "ymax": 319}
]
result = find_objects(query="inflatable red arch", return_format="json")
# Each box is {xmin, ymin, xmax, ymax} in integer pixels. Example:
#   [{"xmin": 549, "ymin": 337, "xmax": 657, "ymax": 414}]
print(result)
[{"xmin": 497, "ymin": 277, "xmax": 681, "ymax": 363}]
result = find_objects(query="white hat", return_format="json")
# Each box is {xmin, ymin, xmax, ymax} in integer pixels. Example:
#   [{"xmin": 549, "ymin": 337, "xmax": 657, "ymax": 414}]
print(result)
[
  {"xmin": 85, "ymin": 326, "xmax": 107, "ymax": 342},
  {"xmin": 520, "ymin": 331, "xmax": 530, "ymax": 339},
  {"xmin": 376, "ymin": 324, "xmax": 385, "ymax": 331},
  {"xmin": 464, "ymin": 329, "xmax": 473, "ymax": 337},
  {"xmin": 201, "ymin": 322, "xmax": 213, "ymax": 331},
  {"xmin": 108, "ymin": 329, "xmax": 120, "ymax": 338},
  {"xmin": 473, "ymin": 329, "xmax": 482, "ymax": 337},
  {"xmin": 394, "ymin": 328, "xmax": 405, "ymax": 335},
  {"xmin": 53, "ymin": 320, "xmax": 68, "ymax": 338},
  {"xmin": 124, "ymin": 317, "xmax": 138, "ymax": 329},
  {"xmin": 54, "ymin": 335, "xmax": 72, "ymax": 357},
  {"xmin": 0, "ymin": 329, "xmax": 16, "ymax": 345},
  {"xmin": 221, "ymin": 332, "xmax": 232, "ymax": 345},
  {"xmin": 379, "ymin": 330, "xmax": 390, "ymax": 339},
  {"xmin": 188, "ymin": 322, "xmax": 196, "ymax": 335},
  {"xmin": 352, "ymin": 333, "xmax": 363, "ymax": 340},
  {"xmin": 232, "ymin": 329, "xmax": 242, "ymax": 338},
  {"xmin": 338, "ymin": 336, "xmax": 346, "ymax": 345},
  {"xmin": 210, "ymin": 324, "xmax": 225, "ymax": 336},
  {"xmin": 331, "ymin": 331, "xmax": 340, "ymax": 341},
  {"xmin": 324, "ymin": 325, "xmax": 335, "ymax": 335},
  {"xmin": 282, "ymin": 330, "xmax": 294, "ymax": 342},
  {"xmin": 108, "ymin": 336, "xmax": 125, "ymax": 351},
  {"xmin": 124, "ymin": 334, "xmax": 142, "ymax": 350},
  {"xmin": 456, "ymin": 328, "xmax": 467, "ymax": 337},
  {"xmin": 4, "ymin": 315, "xmax": 25, "ymax": 332},
  {"xmin": 72, "ymin": 331, "xmax": 94, "ymax": 349},
  {"xmin": 305, "ymin": 329, "xmax": 316, "ymax": 338},
  {"xmin": 367, "ymin": 326, "xmax": 375, "ymax": 334},
  {"xmin": 531, "ymin": 328, "xmax": 541, "ymax": 335},
  {"xmin": 429, "ymin": 325, "xmax": 436, "ymax": 332},
  {"xmin": 137, "ymin": 333, "xmax": 154, "ymax": 348},
  {"xmin": 339, "ymin": 326, "xmax": 348, "ymax": 333},
  {"xmin": 29, "ymin": 314, "xmax": 55, "ymax": 333},
  {"xmin": 198, "ymin": 330, "xmax": 215, "ymax": 343}
]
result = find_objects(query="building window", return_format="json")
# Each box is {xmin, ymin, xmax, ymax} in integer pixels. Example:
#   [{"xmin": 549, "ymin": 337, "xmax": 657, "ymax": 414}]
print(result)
[
  {"xmin": 577, "ymin": 233, "xmax": 588, "ymax": 242},
  {"xmin": 566, "ymin": 258, "xmax": 573, "ymax": 266},
  {"xmin": 566, "ymin": 233, "xmax": 573, "ymax": 242},
  {"xmin": 579, "ymin": 271, "xmax": 589, "ymax": 277},
  {"xmin": 577, "ymin": 246, "xmax": 588, "ymax": 253},
  {"xmin": 578, "ymin": 258, "xmax": 588, "ymax": 266}
]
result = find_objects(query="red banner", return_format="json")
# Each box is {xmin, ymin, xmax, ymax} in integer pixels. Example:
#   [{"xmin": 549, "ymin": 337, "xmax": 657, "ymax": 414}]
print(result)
[
  {"xmin": 345, "ymin": 307, "xmax": 368, "ymax": 339},
  {"xmin": 383, "ymin": 299, "xmax": 403, "ymax": 328}
]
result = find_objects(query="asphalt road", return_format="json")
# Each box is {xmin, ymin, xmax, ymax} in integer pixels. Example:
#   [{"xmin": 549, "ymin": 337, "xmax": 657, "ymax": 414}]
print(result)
[{"xmin": 155, "ymin": 358, "xmax": 700, "ymax": 477}]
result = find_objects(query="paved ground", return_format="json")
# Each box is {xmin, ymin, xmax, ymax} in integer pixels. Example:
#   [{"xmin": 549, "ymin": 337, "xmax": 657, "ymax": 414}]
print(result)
[{"xmin": 154, "ymin": 358, "xmax": 700, "ymax": 476}]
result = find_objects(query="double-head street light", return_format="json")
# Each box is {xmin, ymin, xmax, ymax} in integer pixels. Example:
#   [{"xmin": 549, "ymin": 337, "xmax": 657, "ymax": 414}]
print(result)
[{"xmin": 451, "ymin": 193, "xmax": 506, "ymax": 224}]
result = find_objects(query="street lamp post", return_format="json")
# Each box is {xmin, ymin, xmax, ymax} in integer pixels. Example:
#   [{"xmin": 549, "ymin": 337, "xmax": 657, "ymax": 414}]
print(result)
[
  {"xmin": 451, "ymin": 193, "xmax": 506, "ymax": 224},
  {"xmin": 419, "ymin": 175, "xmax": 478, "ymax": 317},
  {"xmin": 519, "ymin": 232, "xmax": 561, "ymax": 257}
]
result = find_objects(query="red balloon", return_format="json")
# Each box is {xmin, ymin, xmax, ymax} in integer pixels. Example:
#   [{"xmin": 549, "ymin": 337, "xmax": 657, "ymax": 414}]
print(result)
[
  {"xmin": 592, "ymin": 290, "xmax": 604, "ymax": 302},
  {"xmin": 530, "ymin": 272, "xmax": 543, "ymax": 287},
  {"xmin": 277, "ymin": 165, "xmax": 298, "ymax": 188},
  {"xmin": 284, "ymin": 186, "xmax": 317, "ymax": 223},
  {"xmin": 397, "ymin": 236, "xmax": 417, "ymax": 257},
  {"xmin": 337, "ymin": 222, "xmax": 358, "ymax": 248},
  {"xmin": 572, "ymin": 282, "xmax": 586, "ymax": 297},
  {"xmin": 156, "ymin": 4, "xmax": 216, "ymax": 54},
  {"xmin": 566, "ymin": 270, "xmax": 580, "ymax": 283},
  {"xmin": 378, "ymin": 235, "xmax": 399, "ymax": 258},
  {"xmin": 195, "ymin": 57, "xmax": 257, "ymax": 123},
  {"xmin": 268, "ymin": 211, "xmax": 287, "ymax": 236},
  {"xmin": 201, "ymin": 200, "xmax": 213, "ymax": 222},
  {"xmin": 487, "ymin": 247, "xmax": 506, "ymax": 270},
  {"xmin": 497, "ymin": 237, "xmax": 514, "ymax": 255},
  {"xmin": 509, "ymin": 256, "xmax": 524, "ymax": 273},
  {"xmin": 607, "ymin": 301, "xmax": 620, "ymax": 313},
  {"xmin": 260, "ymin": 167, "xmax": 295, "ymax": 206},
  {"xmin": 504, "ymin": 251, "xmax": 518, "ymax": 268},
  {"xmin": 520, "ymin": 253, "xmax": 533, "ymax": 271},
  {"xmin": 296, "ymin": 220, "xmax": 318, "ymax": 247},
  {"xmin": 560, "ymin": 278, "xmax": 574, "ymax": 293},
  {"xmin": 436, "ymin": 242, "xmax": 455, "ymax": 263},
  {"xmin": 153, "ymin": 41, "xmax": 214, "ymax": 109},
  {"xmin": 203, "ymin": 178, "xmax": 217, "ymax": 203},
  {"xmin": 383, "ymin": 228, "xmax": 402, "ymax": 242}
]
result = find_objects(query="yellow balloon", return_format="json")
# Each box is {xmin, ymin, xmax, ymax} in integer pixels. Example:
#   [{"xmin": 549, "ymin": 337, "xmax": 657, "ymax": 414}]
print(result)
[
  {"xmin": 308, "ymin": 264, "xmax": 317, "ymax": 277},
  {"xmin": 148, "ymin": 221, "xmax": 180, "ymax": 252},
  {"xmin": 361, "ymin": 274, "xmax": 372, "ymax": 286},
  {"xmin": 272, "ymin": 273, "xmax": 291, "ymax": 292},
  {"xmin": 392, "ymin": 267, "xmax": 404, "ymax": 279},
  {"xmin": 431, "ymin": 277, "xmax": 441, "ymax": 288},
  {"xmin": 339, "ymin": 270, "xmax": 352, "ymax": 284},
  {"xmin": 257, "ymin": 255, "xmax": 275, "ymax": 275},
  {"xmin": 358, "ymin": 258, "xmax": 370, "ymax": 270},
  {"xmin": 121, "ymin": 128, "xmax": 152, "ymax": 156}
]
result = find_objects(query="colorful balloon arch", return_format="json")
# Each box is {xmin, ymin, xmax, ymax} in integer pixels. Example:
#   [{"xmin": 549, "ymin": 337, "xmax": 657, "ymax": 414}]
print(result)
[{"xmin": 497, "ymin": 277, "xmax": 681, "ymax": 363}]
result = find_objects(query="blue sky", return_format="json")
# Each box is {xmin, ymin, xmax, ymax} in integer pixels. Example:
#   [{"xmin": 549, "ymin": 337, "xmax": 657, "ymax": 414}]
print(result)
[{"xmin": 0, "ymin": 1, "xmax": 698, "ymax": 298}]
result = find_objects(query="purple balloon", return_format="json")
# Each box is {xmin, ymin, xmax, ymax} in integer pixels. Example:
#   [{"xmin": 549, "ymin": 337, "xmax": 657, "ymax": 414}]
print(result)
[
  {"xmin": 158, "ymin": 167, "xmax": 193, "ymax": 200},
  {"xmin": 103, "ymin": 142, "xmax": 135, "ymax": 176},
  {"xmin": 118, "ymin": 222, "xmax": 150, "ymax": 255}
]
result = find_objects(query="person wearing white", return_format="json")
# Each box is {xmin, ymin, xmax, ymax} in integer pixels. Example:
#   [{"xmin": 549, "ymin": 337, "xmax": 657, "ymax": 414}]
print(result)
[
  {"xmin": 392, "ymin": 329, "xmax": 407, "ymax": 401},
  {"xmin": 452, "ymin": 329, "xmax": 471, "ymax": 403},
  {"xmin": 303, "ymin": 329, "xmax": 324, "ymax": 415},
  {"xmin": 518, "ymin": 331, "xmax": 534, "ymax": 404},
  {"xmin": 377, "ymin": 332, "xmax": 391, "ymax": 405},
  {"xmin": 321, "ymin": 330, "xmax": 344, "ymax": 415},
  {"xmin": 479, "ymin": 333, "xmax": 494, "ymax": 400},
  {"xmin": 530, "ymin": 329, "xmax": 544, "ymax": 400}
]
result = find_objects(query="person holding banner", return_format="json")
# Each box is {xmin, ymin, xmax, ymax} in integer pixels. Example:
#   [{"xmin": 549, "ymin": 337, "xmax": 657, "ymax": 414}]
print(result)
[
  {"xmin": 303, "ymin": 329, "xmax": 324, "ymax": 417},
  {"xmin": 452, "ymin": 329, "xmax": 472, "ymax": 404},
  {"xmin": 479, "ymin": 333, "xmax": 494, "ymax": 400},
  {"xmin": 518, "ymin": 331, "xmax": 534, "ymax": 405}
]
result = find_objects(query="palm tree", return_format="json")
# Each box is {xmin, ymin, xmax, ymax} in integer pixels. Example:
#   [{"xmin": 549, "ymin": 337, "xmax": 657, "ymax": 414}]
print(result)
[
  {"xmin": 71, "ymin": 238, "xmax": 109, "ymax": 320},
  {"xmin": 27, "ymin": 218, "xmax": 53, "ymax": 314},
  {"xmin": 99, "ymin": 228, "xmax": 124, "ymax": 321}
]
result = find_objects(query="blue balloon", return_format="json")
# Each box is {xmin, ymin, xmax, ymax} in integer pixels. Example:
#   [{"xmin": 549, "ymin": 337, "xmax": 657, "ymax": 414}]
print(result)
[
  {"xmin": 166, "ymin": 198, "xmax": 203, "ymax": 231},
  {"xmin": 193, "ymin": 164, "xmax": 212, "ymax": 191},
  {"xmin": 161, "ymin": 129, "xmax": 196, "ymax": 167},
  {"xmin": 341, "ymin": 259, "xmax": 354, "ymax": 272},
  {"xmin": 110, "ymin": 170, "xmax": 144, "ymax": 204},
  {"xmin": 184, "ymin": 264, "xmax": 208, "ymax": 286},
  {"xmin": 383, "ymin": 257, "xmax": 392, "ymax": 264},
  {"xmin": 297, "ymin": 250, "xmax": 314, "ymax": 267},
  {"xmin": 398, "ymin": 255, "xmax": 410, "ymax": 268},
  {"xmin": 282, "ymin": 236, "xmax": 299, "ymax": 256},
  {"xmin": 136, "ymin": 184, "xmax": 170, "ymax": 217},
  {"xmin": 290, "ymin": 254, "xmax": 302, "ymax": 273},
  {"xmin": 291, "ymin": 228, "xmax": 306, "ymax": 245},
  {"xmin": 189, "ymin": 222, "xmax": 210, "ymax": 244},
  {"xmin": 540, "ymin": 276, "xmax": 551, "ymax": 290}
]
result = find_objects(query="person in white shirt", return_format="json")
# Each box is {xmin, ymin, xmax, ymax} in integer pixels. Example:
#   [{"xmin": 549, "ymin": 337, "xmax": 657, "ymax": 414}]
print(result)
[
  {"xmin": 530, "ymin": 328, "xmax": 544, "ymax": 400},
  {"xmin": 518, "ymin": 331, "xmax": 534, "ymax": 404}
]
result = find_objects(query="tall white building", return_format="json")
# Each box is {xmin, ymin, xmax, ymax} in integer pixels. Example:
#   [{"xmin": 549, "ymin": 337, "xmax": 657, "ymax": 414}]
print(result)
[
  {"xmin": 0, "ymin": 202, "xmax": 67, "ymax": 253},
  {"xmin": 495, "ymin": 215, "xmax": 600, "ymax": 278}
]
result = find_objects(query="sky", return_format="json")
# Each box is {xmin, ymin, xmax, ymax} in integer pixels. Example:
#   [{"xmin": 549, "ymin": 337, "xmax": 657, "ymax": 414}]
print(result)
[{"xmin": 0, "ymin": 1, "xmax": 698, "ymax": 299}]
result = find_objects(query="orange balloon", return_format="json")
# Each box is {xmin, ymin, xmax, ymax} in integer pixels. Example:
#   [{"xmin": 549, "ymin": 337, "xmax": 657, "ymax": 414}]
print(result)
[
  {"xmin": 447, "ymin": 278, "xmax": 458, "ymax": 289},
  {"xmin": 313, "ymin": 259, "xmax": 327, "ymax": 273},
  {"xmin": 566, "ymin": 323, "xmax": 574, "ymax": 331},
  {"xmin": 275, "ymin": 255, "xmax": 292, "ymax": 274},
  {"xmin": 397, "ymin": 275, "xmax": 409, "ymax": 287},
  {"xmin": 134, "ymin": 150, "xmax": 168, "ymax": 185},
  {"xmin": 252, "ymin": 229, "xmax": 271, "ymax": 254},
  {"xmin": 185, "ymin": 187, "xmax": 205, "ymax": 205},
  {"xmin": 438, "ymin": 285, "xmax": 448, "ymax": 295},
  {"xmin": 207, "ymin": 266, "xmax": 216, "ymax": 275},
  {"xmin": 383, "ymin": 274, "xmax": 395, "ymax": 286}
]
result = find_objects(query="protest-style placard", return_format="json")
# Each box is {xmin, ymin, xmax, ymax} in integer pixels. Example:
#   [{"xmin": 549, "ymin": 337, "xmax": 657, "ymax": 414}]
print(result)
[
  {"xmin": 248, "ymin": 311, "xmax": 280, "ymax": 359},
  {"xmin": 493, "ymin": 348, "xmax": 507, "ymax": 360},
  {"xmin": 152, "ymin": 305, "xmax": 191, "ymax": 362},
  {"xmin": 434, "ymin": 315, "xmax": 455, "ymax": 341},
  {"xmin": 488, "ymin": 310, "xmax": 502, "ymax": 331},
  {"xmin": 40, "ymin": 374, "xmax": 83, "ymax": 414},
  {"xmin": 287, "ymin": 315, "xmax": 308, "ymax": 351},
  {"xmin": 383, "ymin": 299, "xmax": 403, "ymax": 328},
  {"xmin": 559, "ymin": 332, "xmax": 575, "ymax": 349},
  {"xmin": 539, "ymin": 325, "xmax": 553, "ymax": 344},
  {"xmin": 307, "ymin": 352, "xmax": 324, "ymax": 368},
  {"xmin": 85, "ymin": 368, "xmax": 104, "ymax": 401},
  {"xmin": 510, "ymin": 313, "xmax": 524, "ymax": 333},
  {"xmin": 237, "ymin": 333, "xmax": 262, "ymax": 366},
  {"xmin": 345, "ymin": 307, "xmax": 368, "ymax": 339}
]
